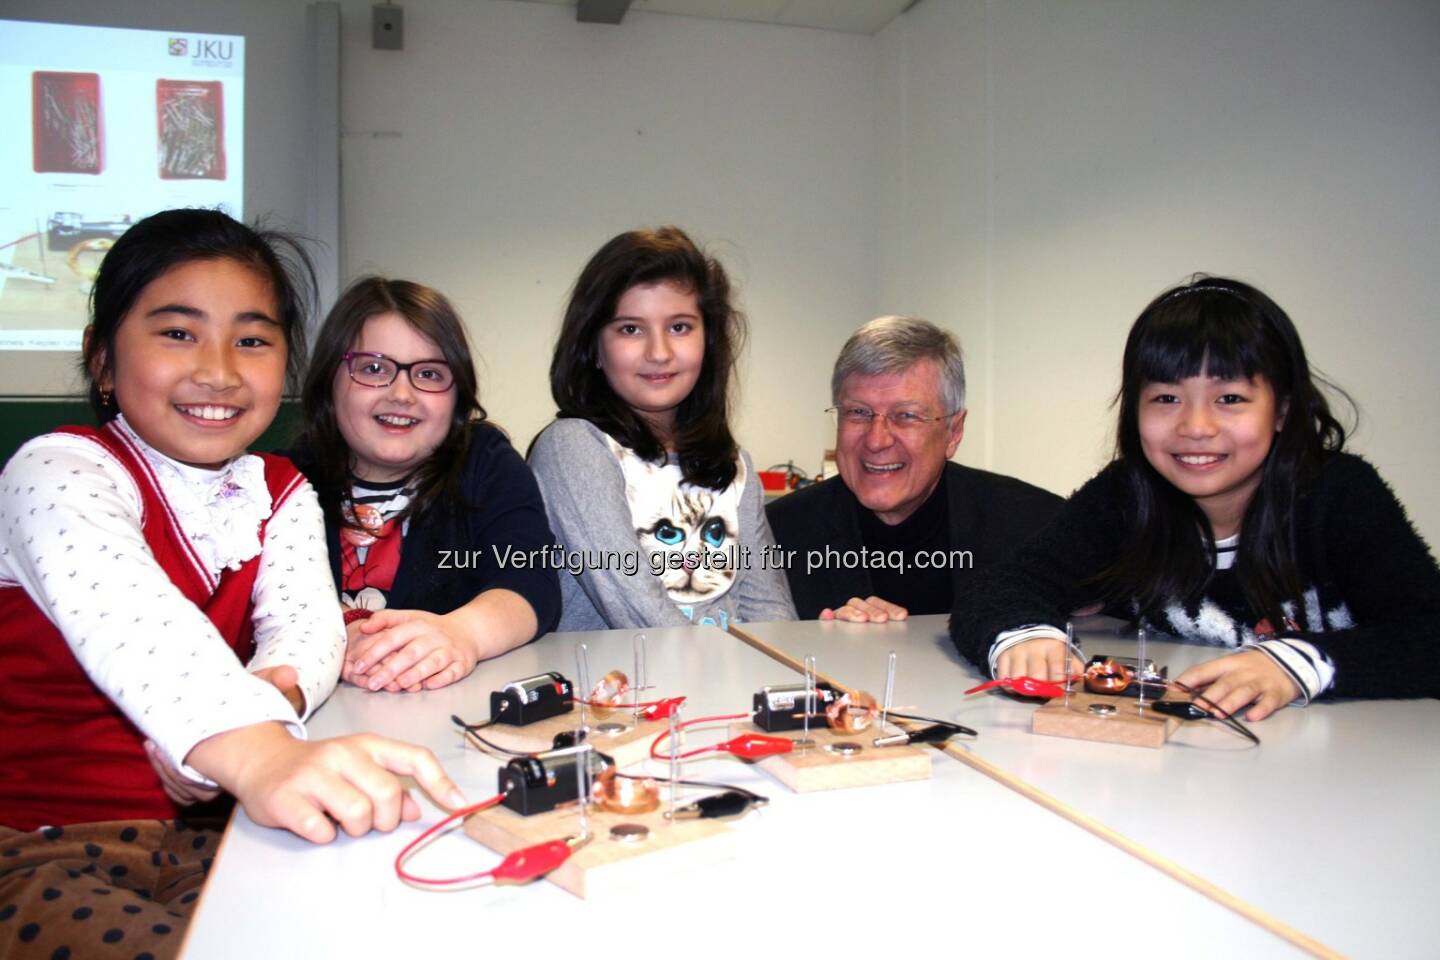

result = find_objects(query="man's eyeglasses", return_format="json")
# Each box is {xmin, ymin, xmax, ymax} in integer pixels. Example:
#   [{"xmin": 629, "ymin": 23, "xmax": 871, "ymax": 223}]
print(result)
[
  {"xmin": 826, "ymin": 405, "xmax": 958, "ymax": 433},
  {"xmin": 343, "ymin": 352, "xmax": 455, "ymax": 393}
]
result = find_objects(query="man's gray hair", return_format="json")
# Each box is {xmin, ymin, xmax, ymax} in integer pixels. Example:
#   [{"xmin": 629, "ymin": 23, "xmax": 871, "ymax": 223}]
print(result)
[{"xmin": 830, "ymin": 315, "xmax": 966, "ymax": 413}]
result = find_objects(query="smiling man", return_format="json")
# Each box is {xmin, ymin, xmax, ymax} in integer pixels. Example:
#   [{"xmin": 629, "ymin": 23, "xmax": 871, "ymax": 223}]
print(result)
[{"xmin": 767, "ymin": 316, "xmax": 1062, "ymax": 621}]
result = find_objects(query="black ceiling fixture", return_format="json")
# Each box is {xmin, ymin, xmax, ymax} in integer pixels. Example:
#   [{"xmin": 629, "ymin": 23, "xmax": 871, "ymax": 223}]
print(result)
[{"xmin": 576, "ymin": 0, "xmax": 632, "ymax": 25}]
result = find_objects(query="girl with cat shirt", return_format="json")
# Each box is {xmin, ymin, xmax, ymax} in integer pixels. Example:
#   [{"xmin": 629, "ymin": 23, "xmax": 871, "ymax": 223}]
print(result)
[
  {"xmin": 529, "ymin": 227, "xmax": 795, "ymax": 630},
  {"xmin": 950, "ymin": 276, "xmax": 1440, "ymax": 720},
  {"xmin": 0, "ymin": 211, "xmax": 463, "ymax": 957},
  {"xmin": 289, "ymin": 277, "xmax": 560, "ymax": 693}
]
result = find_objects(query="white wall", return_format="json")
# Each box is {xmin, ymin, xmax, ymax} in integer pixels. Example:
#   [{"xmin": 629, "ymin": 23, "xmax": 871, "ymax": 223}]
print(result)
[
  {"xmin": 877, "ymin": 0, "xmax": 1440, "ymax": 544},
  {"xmin": 3, "ymin": 0, "xmax": 877, "ymax": 473},
  {"xmin": 10, "ymin": 0, "xmax": 1438, "ymax": 547},
  {"xmin": 336, "ymin": 0, "xmax": 876, "ymax": 469}
]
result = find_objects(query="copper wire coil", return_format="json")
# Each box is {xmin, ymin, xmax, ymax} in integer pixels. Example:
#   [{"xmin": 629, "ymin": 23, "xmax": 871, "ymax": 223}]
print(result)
[
  {"xmin": 590, "ymin": 670, "xmax": 631, "ymax": 706},
  {"xmin": 1084, "ymin": 658, "xmax": 1133, "ymax": 694},
  {"xmin": 591, "ymin": 774, "xmax": 660, "ymax": 814},
  {"xmin": 825, "ymin": 689, "xmax": 878, "ymax": 733}
]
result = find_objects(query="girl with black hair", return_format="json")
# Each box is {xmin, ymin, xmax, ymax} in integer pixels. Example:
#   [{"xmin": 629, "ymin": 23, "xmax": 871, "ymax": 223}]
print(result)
[
  {"xmin": 530, "ymin": 226, "xmax": 795, "ymax": 630},
  {"xmin": 951, "ymin": 276, "xmax": 1440, "ymax": 719},
  {"xmin": 289, "ymin": 277, "xmax": 559, "ymax": 692},
  {"xmin": 0, "ymin": 210, "xmax": 463, "ymax": 955}
]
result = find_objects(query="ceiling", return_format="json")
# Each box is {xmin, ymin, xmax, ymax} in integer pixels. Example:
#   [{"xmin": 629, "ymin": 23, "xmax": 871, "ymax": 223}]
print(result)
[{"xmin": 511, "ymin": 0, "xmax": 917, "ymax": 35}]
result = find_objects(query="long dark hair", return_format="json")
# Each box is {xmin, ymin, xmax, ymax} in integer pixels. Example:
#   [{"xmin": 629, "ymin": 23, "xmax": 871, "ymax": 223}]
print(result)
[
  {"xmin": 1104, "ymin": 275, "xmax": 1351, "ymax": 628},
  {"xmin": 549, "ymin": 226, "xmax": 746, "ymax": 489},
  {"xmin": 298, "ymin": 277, "xmax": 486, "ymax": 527},
  {"xmin": 82, "ymin": 208, "xmax": 314, "ymax": 421}
]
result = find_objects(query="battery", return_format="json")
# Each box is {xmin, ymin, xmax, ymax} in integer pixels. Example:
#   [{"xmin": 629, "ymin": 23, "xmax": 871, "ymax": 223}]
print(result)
[
  {"xmin": 498, "ymin": 749, "xmax": 612, "ymax": 816},
  {"xmin": 489, "ymin": 671, "xmax": 574, "ymax": 726},
  {"xmin": 752, "ymin": 681, "xmax": 840, "ymax": 732}
]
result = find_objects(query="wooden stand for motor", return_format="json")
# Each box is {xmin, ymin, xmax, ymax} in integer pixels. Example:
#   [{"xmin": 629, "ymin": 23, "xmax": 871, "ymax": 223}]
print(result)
[
  {"xmin": 464, "ymin": 793, "xmax": 730, "ymax": 899},
  {"xmin": 1030, "ymin": 691, "xmax": 1180, "ymax": 748},
  {"xmin": 726, "ymin": 721, "xmax": 930, "ymax": 792},
  {"xmin": 479, "ymin": 707, "xmax": 666, "ymax": 767}
]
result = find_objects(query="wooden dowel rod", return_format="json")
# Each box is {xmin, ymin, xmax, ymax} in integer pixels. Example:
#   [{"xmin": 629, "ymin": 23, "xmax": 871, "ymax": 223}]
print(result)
[{"xmin": 727, "ymin": 624, "xmax": 1344, "ymax": 960}]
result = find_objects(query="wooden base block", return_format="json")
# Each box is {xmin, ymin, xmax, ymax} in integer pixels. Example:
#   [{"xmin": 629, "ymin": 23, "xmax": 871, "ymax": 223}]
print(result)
[
  {"xmin": 464, "ymin": 794, "xmax": 729, "ymax": 899},
  {"xmin": 1031, "ymin": 691, "xmax": 1180, "ymax": 748},
  {"xmin": 726, "ymin": 721, "xmax": 930, "ymax": 792},
  {"xmin": 479, "ymin": 707, "xmax": 665, "ymax": 767}
]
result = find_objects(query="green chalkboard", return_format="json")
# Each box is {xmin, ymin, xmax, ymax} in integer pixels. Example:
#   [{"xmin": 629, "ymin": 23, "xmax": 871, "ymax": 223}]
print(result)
[{"xmin": 0, "ymin": 399, "xmax": 305, "ymax": 466}]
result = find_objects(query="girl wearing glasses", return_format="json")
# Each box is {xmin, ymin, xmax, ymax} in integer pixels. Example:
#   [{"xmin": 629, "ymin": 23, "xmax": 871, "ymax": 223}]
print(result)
[
  {"xmin": 291, "ymin": 277, "xmax": 559, "ymax": 693},
  {"xmin": 0, "ymin": 212, "xmax": 464, "ymax": 952},
  {"xmin": 530, "ymin": 227, "xmax": 795, "ymax": 630}
]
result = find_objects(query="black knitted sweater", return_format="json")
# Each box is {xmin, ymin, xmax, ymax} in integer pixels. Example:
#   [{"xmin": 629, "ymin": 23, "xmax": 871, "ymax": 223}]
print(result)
[{"xmin": 949, "ymin": 453, "xmax": 1440, "ymax": 699}]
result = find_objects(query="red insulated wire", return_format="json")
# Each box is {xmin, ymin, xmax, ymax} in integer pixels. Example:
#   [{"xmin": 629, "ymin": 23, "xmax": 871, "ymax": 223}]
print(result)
[
  {"xmin": 0, "ymin": 232, "xmax": 41, "ymax": 253},
  {"xmin": 394, "ymin": 791, "xmax": 510, "ymax": 887},
  {"xmin": 649, "ymin": 712, "xmax": 754, "ymax": 761}
]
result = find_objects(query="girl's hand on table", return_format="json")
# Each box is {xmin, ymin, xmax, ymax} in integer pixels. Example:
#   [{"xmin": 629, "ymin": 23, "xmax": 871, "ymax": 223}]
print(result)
[
  {"xmin": 345, "ymin": 609, "xmax": 478, "ymax": 693},
  {"xmin": 188, "ymin": 724, "xmax": 467, "ymax": 844},
  {"xmin": 996, "ymin": 637, "xmax": 1083, "ymax": 683},
  {"xmin": 1174, "ymin": 650, "xmax": 1300, "ymax": 721}
]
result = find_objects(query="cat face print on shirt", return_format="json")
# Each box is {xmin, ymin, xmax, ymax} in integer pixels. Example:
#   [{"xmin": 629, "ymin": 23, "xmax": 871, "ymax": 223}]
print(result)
[{"xmin": 606, "ymin": 436, "xmax": 744, "ymax": 605}]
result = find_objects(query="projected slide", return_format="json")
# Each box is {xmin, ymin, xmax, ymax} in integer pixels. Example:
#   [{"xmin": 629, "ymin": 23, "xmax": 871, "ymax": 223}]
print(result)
[{"xmin": 0, "ymin": 20, "xmax": 244, "ymax": 351}]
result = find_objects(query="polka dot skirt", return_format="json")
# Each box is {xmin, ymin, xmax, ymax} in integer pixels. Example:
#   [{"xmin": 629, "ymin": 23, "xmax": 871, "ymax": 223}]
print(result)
[{"xmin": 0, "ymin": 818, "xmax": 220, "ymax": 959}]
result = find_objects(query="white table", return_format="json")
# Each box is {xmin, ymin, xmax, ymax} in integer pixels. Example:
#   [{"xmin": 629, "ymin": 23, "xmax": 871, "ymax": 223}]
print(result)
[
  {"xmin": 184, "ymin": 623, "xmax": 1307, "ymax": 958},
  {"xmin": 734, "ymin": 615, "xmax": 1440, "ymax": 960}
]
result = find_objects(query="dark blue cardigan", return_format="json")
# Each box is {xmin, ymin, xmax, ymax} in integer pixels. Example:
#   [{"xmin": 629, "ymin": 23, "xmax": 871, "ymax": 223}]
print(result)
[{"xmin": 289, "ymin": 422, "xmax": 561, "ymax": 638}]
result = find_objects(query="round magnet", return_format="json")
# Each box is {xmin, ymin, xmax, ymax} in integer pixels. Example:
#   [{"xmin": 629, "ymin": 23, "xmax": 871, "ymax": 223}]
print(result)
[
  {"xmin": 824, "ymin": 741, "xmax": 863, "ymax": 756},
  {"xmin": 609, "ymin": 823, "xmax": 649, "ymax": 843},
  {"xmin": 594, "ymin": 722, "xmax": 629, "ymax": 736},
  {"xmin": 1088, "ymin": 703, "xmax": 1117, "ymax": 717}
]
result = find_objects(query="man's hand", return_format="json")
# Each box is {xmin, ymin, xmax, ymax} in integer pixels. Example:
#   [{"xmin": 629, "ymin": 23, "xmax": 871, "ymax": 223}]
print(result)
[{"xmin": 818, "ymin": 596, "xmax": 909, "ymax": 623}]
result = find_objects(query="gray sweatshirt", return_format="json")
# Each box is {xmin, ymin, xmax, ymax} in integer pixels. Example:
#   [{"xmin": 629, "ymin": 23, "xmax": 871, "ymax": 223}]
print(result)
[{"xmin": 528, "ymin": 418, "xmax": 796, "ymax": 632}]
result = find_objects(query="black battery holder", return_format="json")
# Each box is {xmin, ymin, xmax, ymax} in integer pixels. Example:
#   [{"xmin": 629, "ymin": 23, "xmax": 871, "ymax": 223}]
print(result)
[
  {"xmin": 752, "ymin": 681, "xmax": 841, "ymax": 732},
  {"xmin": 489, "ymin": 671, "xmax": 575, "ymax": 726},
  {"xmin": 498, "ymin": 750, "xmax": 612, "ymax": 816}
]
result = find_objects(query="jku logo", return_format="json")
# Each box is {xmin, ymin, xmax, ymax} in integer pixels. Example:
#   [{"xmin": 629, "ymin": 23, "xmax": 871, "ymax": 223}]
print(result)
[
  {"xmin": 194, "ymin": 39, "xmax": 234, "ymax": 60},
  {"xmin": 167, "ymin": 37, "xmax": 234, "ymax": 60}
]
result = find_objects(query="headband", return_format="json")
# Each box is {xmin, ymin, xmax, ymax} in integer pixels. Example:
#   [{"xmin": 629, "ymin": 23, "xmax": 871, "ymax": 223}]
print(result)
[{"xmin": 1159, "ymin": 283, "xmax": 1247, "ymax": 304}]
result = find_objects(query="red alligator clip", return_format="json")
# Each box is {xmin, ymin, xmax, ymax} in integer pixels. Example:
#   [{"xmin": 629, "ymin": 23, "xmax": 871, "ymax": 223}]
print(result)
[
  {"xmin": 715, "ymin": 733, "xmax": 795, "ymax": 760},
  {"xmin": 490, "ymin": 839, "xmax": 575, "ymax": 885},
  {"xmin": 964, "ymin": 676, "xmax": 1068, "ymax": 699},
  {"xmin": 641, "ymin": 696, "xmax": 687, "ymax": 721}
]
